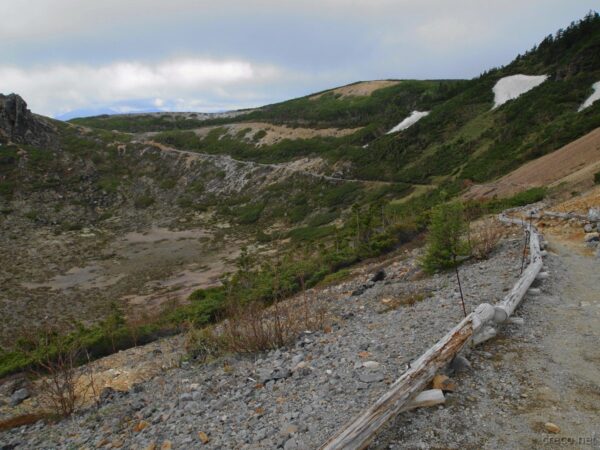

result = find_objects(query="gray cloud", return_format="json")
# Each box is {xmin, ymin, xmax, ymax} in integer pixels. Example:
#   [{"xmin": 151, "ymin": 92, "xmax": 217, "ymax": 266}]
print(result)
[{"xmin": 1, "ymin": 0, "xmax": 596, "ymax": 117}]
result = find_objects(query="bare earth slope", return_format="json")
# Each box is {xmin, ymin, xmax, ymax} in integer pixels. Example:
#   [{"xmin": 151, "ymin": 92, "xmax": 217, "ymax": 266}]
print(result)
[
  {"xmin": 465, "ymin": 127, "xmax": 600, "ymax": 199},
  {"xmin": 310, "ymin": 80, "xmax": 401, "ymax": 100}
]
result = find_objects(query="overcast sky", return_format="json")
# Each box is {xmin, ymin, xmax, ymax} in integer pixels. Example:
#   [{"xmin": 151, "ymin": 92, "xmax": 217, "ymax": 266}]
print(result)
[{"xmin": 1, "ymin": 0, "xmax": 596, "ymax": 118}]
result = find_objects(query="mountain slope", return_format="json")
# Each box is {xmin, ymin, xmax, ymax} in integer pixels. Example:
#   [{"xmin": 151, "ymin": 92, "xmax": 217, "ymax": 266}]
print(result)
[
  {"xmin": 69, "ymin": 13, "xmax": 600, "ymax": 190},
  {"xmin": 2, "ymin": 13, "xmax": 600, "ymax": 378}
]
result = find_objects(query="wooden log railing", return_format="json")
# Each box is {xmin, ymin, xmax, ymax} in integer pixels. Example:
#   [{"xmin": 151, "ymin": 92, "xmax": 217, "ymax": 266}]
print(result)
[{"xmin": 320, "ymin": 212, "xmax": 544, "ymax": 450}]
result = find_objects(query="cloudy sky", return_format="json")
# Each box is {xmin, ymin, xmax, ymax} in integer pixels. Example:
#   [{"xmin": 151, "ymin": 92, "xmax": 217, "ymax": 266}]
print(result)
[{"xmin": 1, "ymin": 0, "xmax": 596, "ymax": 119}]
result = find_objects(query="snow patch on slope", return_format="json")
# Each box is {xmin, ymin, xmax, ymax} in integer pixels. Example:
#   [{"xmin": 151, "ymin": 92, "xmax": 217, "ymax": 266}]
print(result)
[
  {"xmin": 578, "ymin": 81, "xmax": 600, "ymax": 111},
  {"xmin": 492, "ymin": 74, "xmax": 548, "ymax": 108},
  {"xmin": 387, "ymin": 111, "xmax": 430, "ymax": 134}
]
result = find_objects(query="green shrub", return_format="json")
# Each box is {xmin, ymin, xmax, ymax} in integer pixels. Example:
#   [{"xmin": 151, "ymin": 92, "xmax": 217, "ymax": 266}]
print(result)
[
  {"xmin": 0, "ymin": 181, "xmax": 15, "ymax": 196},
  {"xmin": 421, "ymin": 201, "xmax": 470, "ymax": 273},
  {"xmin": 319, "ymin": 268, "xmax": 352, "ymax": 286},
  {"xmin": 159, "ymin": 178, "xmax": 177, "ymax": 189},
  {"xmin": 235, "ymin": 203, "xmax": 264, "ymax": 224},
  {"xmin": 308, "ymin": 211, "xmax": 338, "ymax": 227},
  {"xmin": 134, "ymin": 194, "xmax": 155, "ymax": 209},
  {"xmin": 288, "ymin": 225, "xmax": 335, "ymax": 242},
  {"xmin": 97, "ymin": 176, "xmax": 120, "ymax": 193},
  {"xmin": 594, "ymin": 171, "xmax": 600, "ymax": 184},
  {"xmin": 253, "ymin": 129, "xmax": 267, "ymax": 142}
]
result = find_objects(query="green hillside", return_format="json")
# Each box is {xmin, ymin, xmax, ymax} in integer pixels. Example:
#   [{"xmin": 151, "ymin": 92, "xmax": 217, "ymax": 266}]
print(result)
[{"xmin": 70, "ymin": 13, "xmax": 600, "ymax": 189}]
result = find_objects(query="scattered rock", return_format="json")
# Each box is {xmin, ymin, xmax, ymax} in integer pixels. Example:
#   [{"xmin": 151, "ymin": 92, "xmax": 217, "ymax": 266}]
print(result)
[
  {"xmin": 432, "ymin": 374, "xmax": 457, "ymax": 392},
  {"xmin": 179, "ymin": 393, "xmax": 193, "ymax": 402},
  {"xmin": 198, "ymin": 431, "xmax": 210, "ymax": 444},
  {"xmin": 583, "ymin": 232, "xmax": 599, "ymax": 242},
  {"xmin": 362, "ymin": 361, "xmax": 381, "ymax": 370},
  {"xmin": 9, "ymin": 388, "xmax": 29, "ymax": 406},
  {"xmin": 449, "ymin": 355, "xmax": 472, "ymax": 374},
  {"xmin": 509, "ymin": 317, "xmax": 525, "ymax": 325},
  {"xmin": 133, "ymin": 420, "xmax": 149, "ymax": 432},
  {"xmin": 371, "ymin": 269, "xmax": 386, "ymax": 283},
  {"xmin": 358, "ymin": 371, "xmax": 385, "ymax": 383},
  {"xmin": 544, "ymin": 422, "xmax": 561, "ymax": 434}
]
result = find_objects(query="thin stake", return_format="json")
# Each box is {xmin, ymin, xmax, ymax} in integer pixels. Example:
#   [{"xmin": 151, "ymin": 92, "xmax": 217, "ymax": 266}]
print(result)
[
  {"xmin": 520, "ymin": 228, "xmax": 530, "ymax": 275},
  {"xmin": 455, "ymin": 264, "xmax": 467, "ymax": 317}
]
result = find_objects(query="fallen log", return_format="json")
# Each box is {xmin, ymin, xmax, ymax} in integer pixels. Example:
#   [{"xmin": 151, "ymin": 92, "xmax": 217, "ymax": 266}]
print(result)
[
  {"xmin": 400, "ymin": 389, "xmax": 445, "ymax": 412},
  {"xmin": 495, "ymin": 213, "xmax": 543, "ymax": 322},
  {"xmin": 320, "ymin": 304, "xmax": 495, "ymax": 450}
]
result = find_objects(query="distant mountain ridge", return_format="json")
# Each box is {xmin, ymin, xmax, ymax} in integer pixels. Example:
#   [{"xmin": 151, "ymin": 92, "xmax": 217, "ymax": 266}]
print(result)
[{"xmin": 0, "ymin": 94, "xmax": 55, "ymax": 147}]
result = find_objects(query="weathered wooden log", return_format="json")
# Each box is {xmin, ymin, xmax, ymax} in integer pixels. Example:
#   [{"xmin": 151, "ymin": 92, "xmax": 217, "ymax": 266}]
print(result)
[
  {"xmin": 495, "ymin": 212, "xmax": 544, "ymax": 322},
  {"xmin": 472, "ymin": 324, "xmax": 497, "ymax": 345},
  {"xmin": 536, "ymin": 271, "xmax": 549, "ymax": 280},
  {"xmin": 320, "ymin": 304, "xmax": 495, "ymax": 450}
]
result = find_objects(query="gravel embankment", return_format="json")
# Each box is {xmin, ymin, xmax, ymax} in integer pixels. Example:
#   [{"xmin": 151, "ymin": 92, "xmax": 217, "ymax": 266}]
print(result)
[{"xmin": 1, "ymin": 237, "xmax": 525, "ymax": 449}]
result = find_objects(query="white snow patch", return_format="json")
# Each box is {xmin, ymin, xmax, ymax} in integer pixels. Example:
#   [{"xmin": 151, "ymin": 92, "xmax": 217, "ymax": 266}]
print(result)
[
  {"xmin": 492, "ymin": 74, "xmax": 548, "ymax": 108},
  {"xmin": 578, "ymin": 81, "xmax": 600, "ymax": 111},
  {"xmin": 386, "ymin": 110, "xmax": 430, "ymax": 134}
]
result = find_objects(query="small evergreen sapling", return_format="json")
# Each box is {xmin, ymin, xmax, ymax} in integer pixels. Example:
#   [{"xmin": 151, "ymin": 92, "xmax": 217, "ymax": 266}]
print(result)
[{"xmin": 422, "ymin": 201, "xmax": 470, "ymax": 316}]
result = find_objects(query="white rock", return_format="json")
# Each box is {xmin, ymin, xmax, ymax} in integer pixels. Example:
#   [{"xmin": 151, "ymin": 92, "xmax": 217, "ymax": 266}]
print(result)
[{"xmin": 362, "ymin": 361, "xmax": 381, "ymax": 369}]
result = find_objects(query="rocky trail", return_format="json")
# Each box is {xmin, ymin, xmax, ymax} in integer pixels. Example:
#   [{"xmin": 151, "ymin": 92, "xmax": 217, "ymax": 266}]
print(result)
[{"xmin": 141, "ymin": 140, "xmax": 405, "ymax": 188}]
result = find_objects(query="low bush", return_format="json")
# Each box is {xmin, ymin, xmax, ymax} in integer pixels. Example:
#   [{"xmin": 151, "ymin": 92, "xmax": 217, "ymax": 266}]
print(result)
[
  {"xmin": 134, "ymin": 194, "xmax": 155, "ymax": 209},
  {"xmin": 379, "ymin": 290, "xmax": 428, "ymax": 312},
  {"xmin": 217, "ymin": 296, "xmax": 327, "ymax": 353},
  {"xmin": 470, "ymin": 217, "xmax": 504, "ymax": 260},
  {"xmin": 184, "ymin": 324, "xmax": 222, "ymax": 362},
  {"xmin": 235, "ymin": 202, "xmax": 264, "ymax": 224},
  {"xmin": 594, "ymin": 170, "xmax": 600, "ymax": 184}
]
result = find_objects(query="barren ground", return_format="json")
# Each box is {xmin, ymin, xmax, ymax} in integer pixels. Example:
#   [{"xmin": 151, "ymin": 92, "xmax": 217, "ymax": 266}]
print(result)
[{"xmin": 465, "ymin": 127, "xmax": 600, "ymax": 200}]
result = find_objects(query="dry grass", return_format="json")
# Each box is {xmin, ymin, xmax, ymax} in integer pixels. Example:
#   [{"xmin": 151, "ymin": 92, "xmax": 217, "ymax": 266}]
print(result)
[
  {"xmin": 185, "ymin": 293, "xmax": 327, "ymax": 357},
  {"xmin": 18, "ymin": 329, "xmax": 100, "ymax": 417},
  {"xmin": 220, "ymin": 296, "xmax": 327, "ymax": 353},
  {"xmin": 379, "ymin": 290, "xmax": 428, "ymax": 312},
  {"xmin": 470, "ymin": 217, "xmax": 504, "ymax": 260}
]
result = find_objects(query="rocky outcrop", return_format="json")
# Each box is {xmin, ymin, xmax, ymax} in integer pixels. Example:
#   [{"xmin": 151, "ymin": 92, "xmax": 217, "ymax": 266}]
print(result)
[{"xmin": 0, "ymin": 93, "xmax": 54, "ymax": 146}]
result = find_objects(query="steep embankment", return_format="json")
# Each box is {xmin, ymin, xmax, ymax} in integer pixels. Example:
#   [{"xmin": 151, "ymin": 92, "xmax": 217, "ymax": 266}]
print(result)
[
  {"xmin": 0, "ymin": 230, "xmax": 527, "ymax": 449},
  {"xmin": 465, "ymin": 126, "xmax": 600, "ymax": 199}
]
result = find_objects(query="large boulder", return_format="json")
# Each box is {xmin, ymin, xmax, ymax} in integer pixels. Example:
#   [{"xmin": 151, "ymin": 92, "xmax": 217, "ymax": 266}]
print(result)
[{"xmin": 0, "ymin": 93, "xmax": 54, "ymax": 146}]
